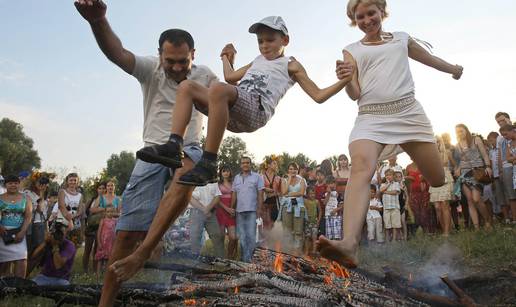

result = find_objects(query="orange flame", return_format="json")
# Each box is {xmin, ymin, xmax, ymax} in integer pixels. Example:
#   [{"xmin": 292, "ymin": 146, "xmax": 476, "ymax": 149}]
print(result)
[
  {"xmin": 184, "ymin": 299, "xmax": 196, "ymax": 305},
  {"xmin": 273, "ymin": 242, "xmax": 283, "ymax": 273},
  {"xmin": 234, "ymin": 286, "xmax": 239, "ymax": 294},
  {"xmin": 273, "ymin": 253, "xmax": 283, "ymax": 273},
  {"xmin": 323, "ymin": 275, "xmax": 333, "ymax": 284},
  {"xmin": 330, "ymin": 262, "xmax": 350, "ymax": 278}
]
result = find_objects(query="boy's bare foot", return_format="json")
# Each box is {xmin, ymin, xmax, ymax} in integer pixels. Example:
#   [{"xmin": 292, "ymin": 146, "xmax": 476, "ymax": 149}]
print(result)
[
  {"xmin": 110, "ymin": 253, "xmax": 146, "ymax": 282},
  {"xmin": 316, "ymin": 235, "xmax": 358, "ymax": 269}
]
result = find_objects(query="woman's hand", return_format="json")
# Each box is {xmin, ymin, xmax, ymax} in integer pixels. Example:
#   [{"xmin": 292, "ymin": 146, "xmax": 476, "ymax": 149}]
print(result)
[
  {"xmin": 485, "ymin": 167, "xmax": 493, "ymax": 178},
  {"xmin": 14, "ymin": 231, "xmax": 25, "ymax": 243}
]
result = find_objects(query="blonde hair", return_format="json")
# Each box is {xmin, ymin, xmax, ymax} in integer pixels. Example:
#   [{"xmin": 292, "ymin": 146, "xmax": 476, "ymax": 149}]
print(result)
[{"xmin": 346, "ymin": 0, "xmax": 388, "ymax": 26}]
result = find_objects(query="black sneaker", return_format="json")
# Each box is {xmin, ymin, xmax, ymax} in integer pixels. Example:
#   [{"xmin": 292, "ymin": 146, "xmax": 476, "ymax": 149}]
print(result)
[
  {"xmin": 136, "ymin": 142, "xmax": 184, "ymax": 169},
  {"xmin": 177, "ymin": 159, "xmax": 218, "ymax": 186}
]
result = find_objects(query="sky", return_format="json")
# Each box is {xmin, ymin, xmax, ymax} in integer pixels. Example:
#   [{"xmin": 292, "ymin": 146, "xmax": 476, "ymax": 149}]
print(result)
[{"xmin": 1, "ymin": 0, "xmax": 515, "ymax": 177}]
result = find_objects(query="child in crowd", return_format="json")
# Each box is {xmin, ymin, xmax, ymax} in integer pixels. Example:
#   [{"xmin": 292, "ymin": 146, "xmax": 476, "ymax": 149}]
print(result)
[
  {"xmin": 394, "ymin": 171, "xmax": 408, "ymax": 240},
  {"xmin": 136, "ymin": 16, "xmax": 353, "ymax": 186},
  {"xmin": 324, "ymin": 176, "xmax": 343, "ymax": 240},
  {"xmin": 318, "ymin": 0, "xmax": 462, "ymax": 267},
  {"xmin": 380, "ymin": 169, "xmax": 401, "ymax": 241},
  {"xmin": 304, "ymin": 187, "xmax": 319, "ymax": 255},
  {"xmin": 314, "ymin": 170, "xmax": 328, "ymax": 236},
  {"xmin": 95, "ymin": 206, "xmax": 118, "ymax": 276},
  {"xmin": 366, "ymin": 184, "xmax": 384, "ymax": 243}
]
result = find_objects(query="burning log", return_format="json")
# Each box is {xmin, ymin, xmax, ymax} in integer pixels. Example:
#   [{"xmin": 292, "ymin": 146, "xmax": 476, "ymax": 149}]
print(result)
[{"xmin": 440, "ymin": 274, "xmax": 480, "ymax": 307}]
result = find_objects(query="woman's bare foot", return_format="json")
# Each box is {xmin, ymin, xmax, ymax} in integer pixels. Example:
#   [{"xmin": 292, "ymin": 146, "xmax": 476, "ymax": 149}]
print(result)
[
  {"xmin": 316, "ymin": 235, "xmax": 358, "ymax": 269},
  {"xmin": 110, "ymin": 253, "xmax": 146, "ymax": 282}
]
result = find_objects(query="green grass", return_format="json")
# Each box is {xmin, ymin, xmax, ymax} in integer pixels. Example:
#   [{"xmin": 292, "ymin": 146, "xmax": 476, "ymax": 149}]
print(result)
[{"xmin": 358, "ymin": 224, "xmax": 516, "ymax": 278}]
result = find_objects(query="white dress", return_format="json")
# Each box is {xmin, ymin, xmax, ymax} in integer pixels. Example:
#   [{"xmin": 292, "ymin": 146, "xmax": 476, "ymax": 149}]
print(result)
[{"xmin": 344, "ymin": 32, "xmax": 435, "ymax": 160}]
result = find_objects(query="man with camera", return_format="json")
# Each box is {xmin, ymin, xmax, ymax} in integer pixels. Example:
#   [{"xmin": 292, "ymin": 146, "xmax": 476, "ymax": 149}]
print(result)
[{"xmin": 29, "ymin": 218, "xmax": 76, "ymax": 286}]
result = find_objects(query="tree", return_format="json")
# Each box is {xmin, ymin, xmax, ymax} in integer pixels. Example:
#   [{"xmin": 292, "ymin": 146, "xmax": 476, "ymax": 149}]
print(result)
[
  {"xmin": 276, "ymin": 152, "xmax": 317, "ymax": 176},
  {"xmin": 217, "ymin": 136, "xmax": 253, "ymax": 175},
  {"xmin": 0, "ymin": 118, "xmax": 41, "ymax": 175},
  {"xmin": 104, "ymin": 151, "xmax": 136, "ymax": 194}
]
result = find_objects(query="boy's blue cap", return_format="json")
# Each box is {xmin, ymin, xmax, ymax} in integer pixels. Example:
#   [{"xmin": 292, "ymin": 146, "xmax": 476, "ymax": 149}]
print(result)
[
  {"xmin": 249, "ymin": 16, "xmax": 288, "ymax": 36},
  {"xmin": 18, "ymin": 170, "xmax": 30, "ymax": 179}
]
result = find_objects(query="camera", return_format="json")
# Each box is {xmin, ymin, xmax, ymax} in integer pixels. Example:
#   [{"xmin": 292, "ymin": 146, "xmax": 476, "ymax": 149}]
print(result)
[
  {"xmin": 49, "ymin": 221, "xmax": 66, "ymax": 242},
  {"xmin": 290, "ymin": 198, "xmax": 298, "ymax": 206}
]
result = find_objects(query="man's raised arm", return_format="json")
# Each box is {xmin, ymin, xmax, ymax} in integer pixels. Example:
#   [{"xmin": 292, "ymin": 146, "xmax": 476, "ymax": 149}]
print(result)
[{"xmin": 75, "ymin": 0, "xmax": 135, "ymax": 74}]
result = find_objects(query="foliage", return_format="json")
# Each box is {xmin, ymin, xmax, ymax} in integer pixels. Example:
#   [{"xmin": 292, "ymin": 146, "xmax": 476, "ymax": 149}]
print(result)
[
  {"xmin": 0, "ymin": 118, "xmax": 41, "ymax": 175},
  {"xmin": 104, "ymin": 151, "xmax": 136, "ymax": 195},
  {"xmin": 217, "ymin": 136, "xmax": 253, "ymax": 175},
  {"xmin": 276, "ymin": 152, "xmax": 317, "ymax": 176}
]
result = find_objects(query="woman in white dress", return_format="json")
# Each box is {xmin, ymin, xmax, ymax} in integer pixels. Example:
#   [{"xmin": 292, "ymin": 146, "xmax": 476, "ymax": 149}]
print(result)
[{"xmin": 318, "ymin": 0, "xmax": 463, "ymax": 268}]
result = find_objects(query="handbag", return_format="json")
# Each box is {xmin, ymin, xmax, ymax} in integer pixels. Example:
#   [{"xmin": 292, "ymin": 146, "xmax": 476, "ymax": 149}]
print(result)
[
  {"xmin": 86, "ymin": 212, "xmax": 104, "ymax": 232},
  {"xmin": 472, "ymin": 167, "xmax": 493, "ymax": 184},
  {"xmin": 2, "ymin": 227, "xmax": 22, "ymax": 245}
]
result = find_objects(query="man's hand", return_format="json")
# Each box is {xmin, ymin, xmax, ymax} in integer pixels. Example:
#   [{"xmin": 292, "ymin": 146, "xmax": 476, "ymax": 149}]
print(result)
[
  {"xmin": 74, "ymin": 0, "xmax": 107, "ymax": 24},
  {"xmin": 220, "ymin": 43, "xmax": 237, "ymax": 65},
  {"xmin": 335, "ymin": 60, "xmax": 354, "ymax": 80}
]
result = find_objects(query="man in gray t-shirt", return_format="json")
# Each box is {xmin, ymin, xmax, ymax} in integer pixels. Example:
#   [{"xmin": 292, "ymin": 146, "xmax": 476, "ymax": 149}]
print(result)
[{"xmin": 75, "ymin": 1, "xmax": 217, "ymax": 306}]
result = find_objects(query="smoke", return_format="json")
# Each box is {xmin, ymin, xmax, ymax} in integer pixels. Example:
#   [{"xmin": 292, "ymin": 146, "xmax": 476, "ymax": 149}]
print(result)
[{"xmin": 414, "ymin": 241, "xmax": 467, "ymax": 296}]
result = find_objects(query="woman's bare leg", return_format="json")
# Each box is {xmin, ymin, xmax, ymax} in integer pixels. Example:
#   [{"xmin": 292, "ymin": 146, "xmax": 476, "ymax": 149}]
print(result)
[
  {"xmin": 471, "ymin": 189, "xmax": 492, "ymax": 230},
  {"xmin": 441, "ymin": 201, "xmax": 452, "ymax": 236},
  {"xmin": 13, "ymin": 259, "xmax": 26, "ymax": 278},
  {"xmin": 401, "ymin": 142, "xmax": 445, "ymax": 187},
  {"xmin": 317, "ymin": 140, "xmax": 384, "ymax": 268},
  {"xmin": 462, "ymin": 185, "xmax": 480, "ymax": 229},
  {"xmin": 227, "ymin": 226, "xmax": 238, "ymax": 260}
]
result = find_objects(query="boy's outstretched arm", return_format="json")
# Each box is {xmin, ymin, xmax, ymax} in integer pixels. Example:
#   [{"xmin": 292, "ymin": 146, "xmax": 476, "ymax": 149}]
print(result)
[
  {"xmin": 408, "ymin": 38, "xmax": 463, "ymax": 80},
  {"xmin": 289, "ymin": 58, "xmax": 353, "ymax": 104},
  {"xmin": 220, "ymin": 44, "xmax": 251, "ymax": 85}
]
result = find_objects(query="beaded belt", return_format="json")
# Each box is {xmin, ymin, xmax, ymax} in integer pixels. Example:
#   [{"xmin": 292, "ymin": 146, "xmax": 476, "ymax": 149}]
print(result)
[{"xmin": 358, "ymin": 96, "xmax": 415, "ymax": 115}]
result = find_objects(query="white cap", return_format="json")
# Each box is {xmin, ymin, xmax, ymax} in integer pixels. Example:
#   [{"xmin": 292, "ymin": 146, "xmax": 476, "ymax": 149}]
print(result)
[{"xmin": 249, "ymin": 16, "xmax": 288, "ymax": 36}]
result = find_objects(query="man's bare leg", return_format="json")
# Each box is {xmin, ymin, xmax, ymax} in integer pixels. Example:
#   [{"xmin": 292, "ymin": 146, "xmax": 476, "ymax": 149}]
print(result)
[
  {"xmin": 110, "ymin": 158, "xmax": 195, "ymax": 282},
  {"xmin": 98, "ymin": 230, "xmax": 145, "ymax": 307},
  {"xmin": 316, "ymin": 140, "xmax": 383, "ymax": 268}
]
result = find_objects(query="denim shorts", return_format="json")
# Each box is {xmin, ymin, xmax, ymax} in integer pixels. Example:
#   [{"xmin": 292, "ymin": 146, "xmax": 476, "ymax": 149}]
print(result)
[{"xmin": 116, "ymin": 144, "xmax": 202, "ymax": 232}]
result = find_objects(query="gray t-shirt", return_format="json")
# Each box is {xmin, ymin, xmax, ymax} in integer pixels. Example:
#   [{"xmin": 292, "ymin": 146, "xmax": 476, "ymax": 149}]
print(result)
[{"xmin": 132, "ymin": 56, "xmax": 218, "ymax": 146}]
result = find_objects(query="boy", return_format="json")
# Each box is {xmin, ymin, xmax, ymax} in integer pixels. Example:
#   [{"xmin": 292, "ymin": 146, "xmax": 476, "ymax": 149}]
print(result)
[
  {"xmin": 324, "ymin": 176, "xmax": 343, "ymax": 240},
  {"xmin": 304, "ymin": 187, "xmax": 319, "ymax": 254},
  {"xmin": 366, "ymin": 185, "xmax": 384, "ymax": 243},
  {"xmin": 394, "ymin": 171, "xmax": 408, "ymax": 240},
  {"xmin": 380, "ymin": 169, "xmax": 401, "ymax": 242},
  {"xmin": 314, "ymin": 170, "xmax": 327, "ymax": 236},
  {"xmin": 137, "ymin": 16, "xmax": 353, "ymax": 186}
]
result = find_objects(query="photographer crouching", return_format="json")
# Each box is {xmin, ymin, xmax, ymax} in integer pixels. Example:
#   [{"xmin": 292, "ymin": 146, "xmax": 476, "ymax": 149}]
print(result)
[{"xmin": 29, "ymin": 218, "xmax": 76, "ymax": 286}]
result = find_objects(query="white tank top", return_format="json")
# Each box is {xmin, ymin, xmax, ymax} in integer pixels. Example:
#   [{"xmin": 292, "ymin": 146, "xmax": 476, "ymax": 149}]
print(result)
[
  {"xmin": 64, "ymin": 190, "xmax": 82, "ymax": 213},
  {"xmin": 238, "ymin": 55, "xmax": 295, "ymax": 120},
  {"xmin": 344, "ymin": 31, "xmax": 415, "ymax": 106}
]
